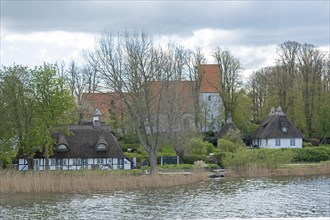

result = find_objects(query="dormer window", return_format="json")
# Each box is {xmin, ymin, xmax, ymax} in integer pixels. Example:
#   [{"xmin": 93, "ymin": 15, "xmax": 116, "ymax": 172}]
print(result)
[
  {"xmin": 96, "ymin": 143, "xmax": 108, "ymax": 151},
  {"xmin": 281, "ymin": 127, "xmax": 288, "ymax": 133},
  {"xmin": 57, "ymin": 144, "xmax": 69, "ymax": 152}
]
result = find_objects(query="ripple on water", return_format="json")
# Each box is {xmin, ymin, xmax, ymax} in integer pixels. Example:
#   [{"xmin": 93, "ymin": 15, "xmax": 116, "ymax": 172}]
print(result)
[{"xmin": 1, "ymin": 176, "xmax": 329, "ymax": 220}]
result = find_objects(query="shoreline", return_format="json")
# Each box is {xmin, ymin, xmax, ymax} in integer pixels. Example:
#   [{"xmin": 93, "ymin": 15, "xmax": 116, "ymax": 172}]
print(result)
[{"xmin": 0, "ymin": 162, "xmax": 329, "ymax": 194}]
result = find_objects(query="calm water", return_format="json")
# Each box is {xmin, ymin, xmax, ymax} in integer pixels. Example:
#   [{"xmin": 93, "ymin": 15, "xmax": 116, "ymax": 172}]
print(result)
[{"xmin": 0, "ymin": 176, "xmax": 329, "ymax": 220}]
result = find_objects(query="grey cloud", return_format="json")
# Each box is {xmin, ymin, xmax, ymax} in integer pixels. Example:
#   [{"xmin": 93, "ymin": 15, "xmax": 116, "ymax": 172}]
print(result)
[{"xmin": 1, "ymin": 1, "xmax": 329, "ymax": 46}]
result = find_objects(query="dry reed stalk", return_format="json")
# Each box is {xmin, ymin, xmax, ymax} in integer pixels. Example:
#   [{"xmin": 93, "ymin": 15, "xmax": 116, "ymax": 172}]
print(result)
[
  {"xmin": 226, "ymin": 161, "xmax": 330, "ymax": 178},
  {"xmin": 0, "ymin": 170, "xmax": 209, "ymax": 194}
]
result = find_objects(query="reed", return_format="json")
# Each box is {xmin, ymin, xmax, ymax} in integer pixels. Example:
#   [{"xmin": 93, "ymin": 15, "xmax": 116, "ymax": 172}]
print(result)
[
  {"xmin": 0, "ymin": 170, "xmax": 210, "ymax": 194},
  {"xmin": 226, "ymin": 161, "xmax": 330, "ymax": 178}
]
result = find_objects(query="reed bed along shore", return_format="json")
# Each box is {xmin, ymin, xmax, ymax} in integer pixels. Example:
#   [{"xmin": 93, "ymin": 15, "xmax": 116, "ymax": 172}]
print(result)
[
  {"xmin": 0, "ymin": 170, "xmax": 210, "ymax": 194},
  {"xmin": 226, "ymin": 161, "xmax": 330, "ymax": 178}
]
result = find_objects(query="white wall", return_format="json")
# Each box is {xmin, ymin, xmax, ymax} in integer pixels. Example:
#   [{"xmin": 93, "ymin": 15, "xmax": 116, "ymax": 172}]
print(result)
[
  {"xmin": 255, "ymin": 138, "xmax": 303, "ymax": 148},
  {"xmin": 199, "ymin": 93, "xmax": 224, "ymax": 132},
  {"xmin": 18, "ymin": 157, "xmax": 132, "ymax": 171}
]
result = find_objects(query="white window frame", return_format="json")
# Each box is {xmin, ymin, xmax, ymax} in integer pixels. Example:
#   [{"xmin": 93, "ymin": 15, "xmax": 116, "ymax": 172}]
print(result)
[
  {"xmin": 290, "ymin": 138, "xmax": 296, "ymax": 146},
  {"xmin": 275, "ymin": 138, "xmax": 281, "ymax": 146}
]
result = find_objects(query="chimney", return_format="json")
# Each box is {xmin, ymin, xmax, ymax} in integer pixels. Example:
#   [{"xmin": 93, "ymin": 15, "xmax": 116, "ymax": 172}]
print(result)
[{"xmin": 93, "ymin": 108, "xmax": 103, "ymax": 126}]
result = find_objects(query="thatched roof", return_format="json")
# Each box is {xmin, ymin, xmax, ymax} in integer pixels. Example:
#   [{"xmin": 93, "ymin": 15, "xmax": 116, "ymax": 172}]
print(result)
[
  {"xmin": 252, "ymin": 107, "xmax": 303, "ymax": 139},
  {"xmin": 49, "ymin": 122, "xmax": 127, "ymax": 158},
  {"xmin": 215, "ymin": 114, "xmax": 240, "ymax": 139}
]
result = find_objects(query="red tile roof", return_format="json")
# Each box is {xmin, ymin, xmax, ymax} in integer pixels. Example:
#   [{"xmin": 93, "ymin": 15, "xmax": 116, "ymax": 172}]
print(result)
[{"xmin": 199, "ymin": 64, "xmax": 221, "ymax": 93}]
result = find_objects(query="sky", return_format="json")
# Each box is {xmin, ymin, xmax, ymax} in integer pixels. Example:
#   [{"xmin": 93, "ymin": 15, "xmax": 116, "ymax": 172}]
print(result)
[{"xmin": 1, "ymin": 1, "xmax": 329, "ymax": 79}]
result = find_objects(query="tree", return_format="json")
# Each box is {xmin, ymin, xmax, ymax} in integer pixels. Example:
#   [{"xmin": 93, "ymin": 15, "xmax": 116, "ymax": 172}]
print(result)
[
  {"xmin": 31, "ymin": 64, "xmax": 76, "ymax": 170},
  {"xmin": 85, "ymin": 31, "xmax": 176, "ymax": 174},
  {"xmin": 0, "ymin": 65, "xmax": 37, "ymax": 168},
  {"xmin": 276, "ymin": 41, "xmax": 300, "ymax": 119},
  {"xmin": 212, "ymin": 48, "xmax": 242, "ymax": 117},
  {"xmin": 297, "ymin": 44, "xmax": 324, "ymax": 137},
  {"xmin": 186, "ymin": 48, "xmax": 206, "ymax": 130}
]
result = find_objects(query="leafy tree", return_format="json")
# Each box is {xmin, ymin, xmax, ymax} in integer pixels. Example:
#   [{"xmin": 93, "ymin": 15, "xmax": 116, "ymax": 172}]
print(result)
[
  {"xmin": 31, "ymin": 64, "xmax": 76, "ymax": 170},
  {"xmin": 0, "ymin": 65, "xmax": 37, "ymax": 168}
]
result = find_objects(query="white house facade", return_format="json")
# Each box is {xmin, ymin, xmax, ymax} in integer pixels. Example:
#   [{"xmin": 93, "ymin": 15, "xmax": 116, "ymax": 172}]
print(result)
[
  {"xmin": 252, "ymin": 107, "xmax": 303, "ymax": 148},
  {"xmin": 18, "ymin": 110, "xmax": 132, "ymax": 171}
]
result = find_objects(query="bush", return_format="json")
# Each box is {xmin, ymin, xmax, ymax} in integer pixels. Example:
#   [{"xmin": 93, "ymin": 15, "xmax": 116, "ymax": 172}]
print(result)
[
  {"xmin": 159, "ymin": 164, "xmax": 193, "ymax": 169},
  {"xmin": 222, "ymin": 148, "xmax": 294, "ymax": 169},
  {"xmin": 193, "ymin": 160, "xmax": 208, "ymax": 169},
  {"xmin": 186, "ymin": 138, "xmax": 213, "ymax": 155},
  {"xmin": 222, "ymin": 129, "xmax": 244, "ymax": 144},
  {"xmin": 218, "ymin": 139, "xmax": 245, "ymax": 153},
  {"xmin": 291, "ymin": 147, "xmax": 330, "ymax": 162},
  {"xmin": 305, "ymin": 138, "xmax": 320, "ymax": 146},
  {"xmin": 159, "ymin": 144, "xmax": 177, "ymax": 156},
  {"xmin": 182, "ymin": 155, "xmax": 209, "ymax": 164}
]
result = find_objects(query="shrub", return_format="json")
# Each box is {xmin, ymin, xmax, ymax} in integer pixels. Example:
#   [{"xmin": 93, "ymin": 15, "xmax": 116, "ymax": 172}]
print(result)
[
  {"xmin": 218, "ymin": 139, "xmax": 245, "ymax": 153},
  {"xmin": 159, "ymin": 164, "xmax": 193, "ymax": 169},
  {"xmin": 182, "ymin": 155, "xmax": 209, "ymax": 164},
  {"xmin": 291, "ymin": 147, "xmax": 330, "ymax": 162},
  {"xmin": 305, "ymin": 138, "xmax": 320, "ymax": 146},
  {"xmin": 207, "ymin": 163, "xmax": 220, "ymax": 169},
  {"xmin": 159, "ymin": 144, "xmax": 177, "ymax": 156},
  {"xmin": 222, "ymin": 148, "xmax": 294, "ymax": 169},
  {"xmin": 186, "ymin": 138, "xmax": 212, "ymax": 155},
  {"xmin": 222, "ymin": 129, "xmax": 244, "ymax": 144}
]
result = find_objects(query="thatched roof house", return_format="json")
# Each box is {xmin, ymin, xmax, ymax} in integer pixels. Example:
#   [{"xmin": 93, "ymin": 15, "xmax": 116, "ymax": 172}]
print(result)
[
  {"xmin": 18, "ymin": 109, "xmax": 132, "ymax": 171},
  {"xmin": 215, "ymin": 114, "xmax": 240, "ymax": 139},
  {"xmin": 252, "ymin": 106, "xmax": 303, "ymax": 148}
]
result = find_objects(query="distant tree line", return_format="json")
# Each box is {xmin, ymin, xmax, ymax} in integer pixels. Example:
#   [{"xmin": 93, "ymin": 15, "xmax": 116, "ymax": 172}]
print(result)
[{"xmin": 249, "ymin": 41, "xmax": 330, "ymax": 140}]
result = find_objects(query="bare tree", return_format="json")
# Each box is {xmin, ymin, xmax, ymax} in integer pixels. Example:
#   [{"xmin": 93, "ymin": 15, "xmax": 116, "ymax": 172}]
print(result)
[
  {"xmin": 186, "ymin": 48, "xmax": 206, "ymax": 130},
  {"xmin": 85, "ymin": 31, "xmax": 173, "ymax": 174},
  {"xmin": 212, "ymin": 48, "xmax": 242, "ymax": 117}
]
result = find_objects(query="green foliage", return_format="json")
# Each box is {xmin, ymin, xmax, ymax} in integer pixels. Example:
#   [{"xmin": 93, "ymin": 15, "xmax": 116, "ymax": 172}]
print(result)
[
  {"xmin": 182, "ymin": 155, "xmax": 209, "ymax": 164},
  {"xmin": 159, "ymin": 164, "xmax": 193, "ymax": 169},
  {"xmin": 159, "ymin": 144, "xmax": 177, "ymax": 156},
  {"xmin": 290, "ymin": 147, "xmax": 330, "ymax": 162},
  {"xmin": 218, "ymin": 139, "xmax": 245, "ymax": 153},
  {"xmin": 186, "ymin": 138, "xmax": 213, "ymax": 155},
  {"xmin": 222, "ymin": 148, "xmax": 294, "ymax": 169},
  {"xmin": 193, "ymin": 160, "xmax": 208, "ymax": 169}
]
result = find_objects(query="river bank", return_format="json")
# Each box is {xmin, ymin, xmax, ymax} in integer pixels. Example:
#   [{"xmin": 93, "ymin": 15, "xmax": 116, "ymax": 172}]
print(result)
[{"xmin": 1, "ymin": 162, "xmax": 329, "ymax": 194}]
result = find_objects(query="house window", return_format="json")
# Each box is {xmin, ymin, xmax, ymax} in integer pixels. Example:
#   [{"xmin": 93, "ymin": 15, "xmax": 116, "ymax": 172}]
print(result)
[
  {"xmin": 57, "ymin": 144, "xmax": 68, "ymax": 152},
  {"xmin": 72, "ymin": 158, "xmax": 77, "ymax": 165},
  {"xmin": 208, "ymin": 95, "xmax": 211, "ymax": 101},
  {"xmin": 57, "ymin": 159, "xmax": 62, "ymax": 166},
  {"xmin": 96, "ymin": 143, "xmax": 108, "ymax": 151},
  {"xmin": 82, "ymin": 159, "xmax": 88, "ymax": 166},
  {"xmin": 97, "ymin": 158, "xmax": 105, "ymax": 164},
  {"xmin": 290, "ymin": 139, "xmax": 296, "ymax": 146},
  {"xmin": 77, "ymin": 158, "xmax": 81, "ymax": 165},
  {"xmin": 275, "ymin": 139, "xmax": 281, "ymax": 146},
  {"xmin": 63, "ymin": 159, "xmax": 68, "ymax": 166},
  {"xmin": 51, "ymin": 158, "xmax": 56, "ymax": 166}
]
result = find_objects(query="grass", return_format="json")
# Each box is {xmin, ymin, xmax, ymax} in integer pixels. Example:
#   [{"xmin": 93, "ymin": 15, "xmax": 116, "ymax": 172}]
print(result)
[{"xmin": 0, "ymin": 169, "xmax": 210, "ymax": 194}]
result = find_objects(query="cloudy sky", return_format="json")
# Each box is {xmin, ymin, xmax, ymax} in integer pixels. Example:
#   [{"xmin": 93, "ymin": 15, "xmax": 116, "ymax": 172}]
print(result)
[{"xmin": 1, "ymin": 1, "xmax": 329, "ymax": 78}]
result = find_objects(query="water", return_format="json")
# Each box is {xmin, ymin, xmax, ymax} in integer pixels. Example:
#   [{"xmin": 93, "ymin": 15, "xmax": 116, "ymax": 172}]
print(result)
[{"xmin": 1, "ymin": 176, "xmax": 329, "ymax": 220}]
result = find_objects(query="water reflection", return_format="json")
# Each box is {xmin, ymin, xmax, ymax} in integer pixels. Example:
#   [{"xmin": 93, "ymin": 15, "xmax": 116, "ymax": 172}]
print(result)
[{"xmin": 1, "ymin": 176, "xmax": 329, "ymax": 219}]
